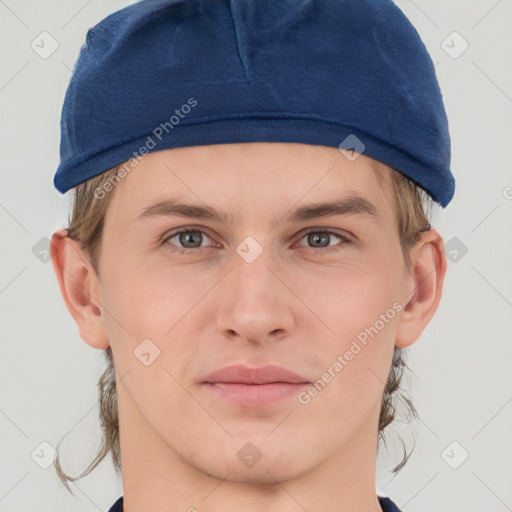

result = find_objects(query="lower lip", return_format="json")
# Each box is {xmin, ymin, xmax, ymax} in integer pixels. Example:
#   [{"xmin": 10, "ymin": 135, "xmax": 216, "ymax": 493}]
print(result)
[{"xmin": 202, "ymin": 382, "xmax": 309, "ymax": 407}]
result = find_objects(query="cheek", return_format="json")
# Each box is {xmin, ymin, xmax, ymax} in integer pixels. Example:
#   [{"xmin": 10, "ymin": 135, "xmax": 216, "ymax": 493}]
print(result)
[
  {"xmin": 300, "ymin": 317, "xmax": 396, "ymax": 438},
  {"xmin": 300, "ymin": 256, "xmax": 402, "ymax": 415},
  {"xmin": 313, "ymin": 260, "xmax": 403, "ymax": 341},
  {"xmin": 97, "ymin": 254, "xmax": 204, "ymax": 390},
  {"xmin": 99, "ymin": 248, "xmax": 202, "ymax": 341},
  {"xmin": 98, "ymin": 269, "xmax": 200, "ymax": 439}
]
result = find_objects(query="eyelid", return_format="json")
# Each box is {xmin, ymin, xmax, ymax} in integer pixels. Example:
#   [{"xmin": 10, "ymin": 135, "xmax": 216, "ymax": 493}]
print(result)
[{"xmin": 161, "ymin": 225, "xmax": 215, "ymax": 242}]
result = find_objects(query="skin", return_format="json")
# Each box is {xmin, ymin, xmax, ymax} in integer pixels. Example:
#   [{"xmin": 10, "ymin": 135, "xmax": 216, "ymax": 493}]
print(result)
[{"xmin": 51, "ymin": 142, "xmax": 447, "ymax": 512}]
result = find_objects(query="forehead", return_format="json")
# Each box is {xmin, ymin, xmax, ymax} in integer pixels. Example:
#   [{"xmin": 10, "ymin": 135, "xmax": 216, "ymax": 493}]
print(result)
[{"xmin": 104, "ymin": 142, "xmax": 396, "ymax": 225}]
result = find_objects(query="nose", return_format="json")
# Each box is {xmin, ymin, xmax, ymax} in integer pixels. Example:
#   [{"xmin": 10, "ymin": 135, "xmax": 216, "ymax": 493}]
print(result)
[{"xmin": 215, "ymin": 246, "xmax": 295, "ymax": 345}]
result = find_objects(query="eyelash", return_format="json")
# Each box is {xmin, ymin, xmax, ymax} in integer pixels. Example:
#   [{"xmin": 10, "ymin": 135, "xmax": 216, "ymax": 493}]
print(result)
[{"xmin": 162, "ymin": 227, "xmax": 352, "ymax": 255}]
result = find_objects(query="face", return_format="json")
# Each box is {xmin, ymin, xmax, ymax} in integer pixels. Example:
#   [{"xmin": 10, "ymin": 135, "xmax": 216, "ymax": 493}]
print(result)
[{"xmin": 92, "ymin": 142, "xmax": 413, "ymax": 482}]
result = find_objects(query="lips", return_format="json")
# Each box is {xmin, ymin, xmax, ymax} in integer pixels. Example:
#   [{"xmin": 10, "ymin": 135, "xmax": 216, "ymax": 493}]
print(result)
[
  {"xmin": 202, "ymin": 364, "xmax": 309, "ymax": 385},
  {"xmin": 201, "ymin": 364, "xmax": 310, "ymax": 408}
]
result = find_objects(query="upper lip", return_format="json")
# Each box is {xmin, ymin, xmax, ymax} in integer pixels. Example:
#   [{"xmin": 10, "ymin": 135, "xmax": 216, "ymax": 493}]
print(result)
[{"xmin": 202, "ymin": 364, "xmax": 309, "ymax": 384}]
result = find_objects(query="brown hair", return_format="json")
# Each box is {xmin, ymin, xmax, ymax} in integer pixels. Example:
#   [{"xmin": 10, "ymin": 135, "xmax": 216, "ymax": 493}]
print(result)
[{"xmin": 54, "ymin": 158, "xmax": 434, "ymax": 493}]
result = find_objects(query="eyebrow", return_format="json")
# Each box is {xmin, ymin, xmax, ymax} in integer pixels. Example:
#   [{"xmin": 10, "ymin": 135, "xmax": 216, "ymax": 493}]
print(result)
[{"xmin": 135, "ymin": 194, "xmax": 379, "ymax": 226}]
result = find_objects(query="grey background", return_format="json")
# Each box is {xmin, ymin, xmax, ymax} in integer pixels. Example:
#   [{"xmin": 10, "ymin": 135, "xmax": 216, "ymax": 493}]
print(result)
[{"xmin": 1, "ymin": 0, "xmax": 511, "ymax": 511}]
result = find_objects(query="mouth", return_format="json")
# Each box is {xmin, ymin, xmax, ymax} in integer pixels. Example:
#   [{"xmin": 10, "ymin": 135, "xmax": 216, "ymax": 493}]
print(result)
[{"xmin": 201, "ymin": 364, "xmax": 310, "ymax": 408}]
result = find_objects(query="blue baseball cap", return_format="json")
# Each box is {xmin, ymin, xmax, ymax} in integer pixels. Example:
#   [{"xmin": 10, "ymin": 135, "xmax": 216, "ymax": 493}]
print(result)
[{"xmin": 54, "ymin": 0, "xmax": 455, "ymax": 206}]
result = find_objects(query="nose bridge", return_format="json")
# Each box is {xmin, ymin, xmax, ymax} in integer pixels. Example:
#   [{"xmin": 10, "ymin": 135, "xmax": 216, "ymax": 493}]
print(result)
[
  {"xmin": 216, "ymin": 237, "xmax": 294, "ymax": 340},
  {"xmin": 231, "ymin": 239, "xmax": 280, "ymax": 308}
]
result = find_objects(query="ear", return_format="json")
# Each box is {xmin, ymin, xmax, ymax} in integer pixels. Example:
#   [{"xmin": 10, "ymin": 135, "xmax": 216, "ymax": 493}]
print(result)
[
  {"xmin": 395, "ymin": 228, "xmax": 447, "ymax": 348},
  {"xmin": 50, "ymin": 229, "xmax": 110, "ymax": 350}
]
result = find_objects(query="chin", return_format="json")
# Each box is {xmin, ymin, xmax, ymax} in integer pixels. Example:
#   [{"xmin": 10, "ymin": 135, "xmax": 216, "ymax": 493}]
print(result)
[{"xmin": 209, "ymin": 460, "xmax": 303, "ymax": 485}]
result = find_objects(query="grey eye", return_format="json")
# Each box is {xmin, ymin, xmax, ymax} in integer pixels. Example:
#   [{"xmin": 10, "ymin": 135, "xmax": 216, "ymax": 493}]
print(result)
[
  {"xmin": 306, "ymin": 232, "xmax": 331, "ymax": 248},
  {"xmin": 165, "ymin": 230, "xmax": 212, "ymax": 249},
  {"xmin": 296, "ymin": 230, "xmax": 345, "ymax": 249}
]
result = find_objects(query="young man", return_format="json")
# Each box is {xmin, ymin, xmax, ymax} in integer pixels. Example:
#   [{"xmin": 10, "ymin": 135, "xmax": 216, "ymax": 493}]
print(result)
[{"xmin": 50, "ymin": 1, "xmax": 455, "ymax": 511}]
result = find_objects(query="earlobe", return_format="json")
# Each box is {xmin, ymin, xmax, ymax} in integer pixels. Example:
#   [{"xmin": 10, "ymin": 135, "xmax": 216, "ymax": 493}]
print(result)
[
  {"xmin": 395, "ymin": 229, "xmax": 447, "ymax": 348},
  {"xmin": 50, "ymin": 229, "xmax": 110, "ymax": 350}
]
